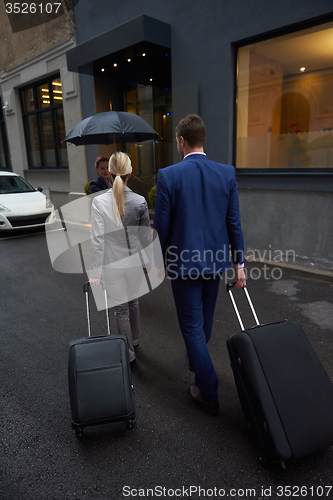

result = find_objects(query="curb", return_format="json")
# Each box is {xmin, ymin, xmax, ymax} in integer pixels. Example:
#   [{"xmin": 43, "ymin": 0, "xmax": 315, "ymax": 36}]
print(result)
[{"xmin": 244, "ymin": 256, "xmax": 333, "ymax": 283}]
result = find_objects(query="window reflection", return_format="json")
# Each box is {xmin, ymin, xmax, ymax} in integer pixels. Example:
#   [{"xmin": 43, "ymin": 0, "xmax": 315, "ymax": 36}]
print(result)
[
  {"xmin": 38, "ymin": 82, "xmax": 51, "ymax": 108},
  {"xmin": 40, "ymin": 111, "xmax": 56, "ymax": 166},
  {"xmin": 22, "ymin": 88, "xmax": 35, "ymax": 113},
  {"xmin": 236, "ymin": 22, "xmax": 333, "ymax": 169},
  {"xmin": 52, "ymin": 78, "xmax": 63, "ymax": 103},
  {"xmin": 55, "ymin": 108, "xmax": 68, "ymax": 166},
  {"xmin": 27, "ymin": 114, "xmax": 41, "ymax": 167}
]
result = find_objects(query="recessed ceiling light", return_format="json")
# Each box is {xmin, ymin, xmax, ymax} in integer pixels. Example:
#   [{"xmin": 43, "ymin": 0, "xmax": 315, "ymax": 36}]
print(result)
[
  {"xmin": 113, "ymin": 63, "xmax": 117, "ymax": 67},
  {"xmin": 300, "ymin": 67, "xmax": 306, "ymax": 72},
  {"xmin": 101, "ymin": 68, "xmax": 105, "ymax": 72},
  {"xmin": 127, "ymin": 58, "xmax": 131, "ymax": 63},
  {"xmin": 150, "ymin": 78, "xmax": 153, "ymax": 82}
]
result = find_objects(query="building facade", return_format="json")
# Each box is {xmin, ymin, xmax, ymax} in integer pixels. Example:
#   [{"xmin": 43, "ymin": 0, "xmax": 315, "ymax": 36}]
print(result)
[
  {"xmin": 1, "ymin": 0, "xmax": 332, "ymax": 273},
  {"xmin": 0, "ymin": 0, "xmax": 85, "ymax": 207}
]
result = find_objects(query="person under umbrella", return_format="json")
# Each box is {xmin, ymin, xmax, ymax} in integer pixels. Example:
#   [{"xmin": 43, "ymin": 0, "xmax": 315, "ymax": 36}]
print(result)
[
  {"xmin": 89, "ymin": 152, "xmax": 153, "ymax": 368},
  {"xmin": 89, "ymin": 156, "xmax": 112, "ymax": 193}
]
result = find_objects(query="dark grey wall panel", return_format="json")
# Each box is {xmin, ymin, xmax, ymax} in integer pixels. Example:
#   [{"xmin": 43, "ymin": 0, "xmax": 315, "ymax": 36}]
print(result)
[{"xmin": 239, "ymin": 189, "xmax": 333, "ymax": 272}]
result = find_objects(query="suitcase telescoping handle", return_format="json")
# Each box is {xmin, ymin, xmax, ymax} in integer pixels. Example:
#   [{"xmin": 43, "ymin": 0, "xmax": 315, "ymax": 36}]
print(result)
[
  {"xmin": 83, "ymin": 281, "xmax": 111, "ymax": 337},
  {"xmin": 226, "ymin": 283, "xmax": 260, "ymax": 331}
]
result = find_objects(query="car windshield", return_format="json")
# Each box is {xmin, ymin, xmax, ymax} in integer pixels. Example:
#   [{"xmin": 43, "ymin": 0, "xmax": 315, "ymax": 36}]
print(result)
[{"xmin": 0, "ymin": 176, "xmax": 35, "ymax": 194}]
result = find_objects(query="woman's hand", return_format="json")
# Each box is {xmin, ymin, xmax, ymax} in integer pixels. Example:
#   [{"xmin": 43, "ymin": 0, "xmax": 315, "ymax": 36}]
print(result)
[{"xmin": 89, "ymin": 277, "xmax": 100, "ymax": 287}]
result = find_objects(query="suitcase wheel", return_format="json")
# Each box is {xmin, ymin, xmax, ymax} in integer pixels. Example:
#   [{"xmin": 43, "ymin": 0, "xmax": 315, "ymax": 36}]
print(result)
[
  {"xmin": 126, "ymin": 419, "xmax": 135, "ymax": 430},
  {"xmin": 75, "ymin": 426, "xmax": 84, "ymax": 439}
]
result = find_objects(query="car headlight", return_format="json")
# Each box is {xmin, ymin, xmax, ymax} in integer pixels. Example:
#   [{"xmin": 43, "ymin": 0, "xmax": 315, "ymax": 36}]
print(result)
[
  {"xmin": 45, "ymin": 197, "xmax": 53, "ymax": 209},
  {"xmin": 0, "ymin": 204, "xmax": 10, "ymax": 212}
]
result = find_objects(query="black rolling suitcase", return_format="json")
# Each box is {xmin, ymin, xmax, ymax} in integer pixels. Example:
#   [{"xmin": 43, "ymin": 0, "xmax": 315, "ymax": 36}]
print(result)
[
  {"xmin": 226, "ymin": 284, "xmax": 333, "ymax": 468},
  {"xmin": 68, "ymin": 281, "xmax": 135, "ymax": 438}
]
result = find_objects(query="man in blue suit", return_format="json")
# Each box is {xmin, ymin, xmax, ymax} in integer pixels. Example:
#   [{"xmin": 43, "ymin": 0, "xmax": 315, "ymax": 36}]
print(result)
[{"xmin": 153, "ymin": 114, "xmax": 246, "ymax": 415}]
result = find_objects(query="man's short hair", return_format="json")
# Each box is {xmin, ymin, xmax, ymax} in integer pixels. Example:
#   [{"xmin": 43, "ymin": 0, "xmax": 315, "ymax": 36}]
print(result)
[{"xmin": 175, "ymin": 114, "xmax": 207, "ymax": 148}]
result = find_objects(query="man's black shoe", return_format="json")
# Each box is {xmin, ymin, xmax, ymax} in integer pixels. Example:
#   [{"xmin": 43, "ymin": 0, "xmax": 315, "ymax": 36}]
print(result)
[{"xmin": 189, "ymin": 384, "xmax": 219, "ymax": 416}]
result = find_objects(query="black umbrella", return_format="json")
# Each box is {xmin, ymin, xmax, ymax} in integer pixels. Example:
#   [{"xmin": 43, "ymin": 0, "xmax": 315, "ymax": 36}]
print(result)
[{"xmin": 63, "ymin": 111, "xmax": 160, "ymax": 146}]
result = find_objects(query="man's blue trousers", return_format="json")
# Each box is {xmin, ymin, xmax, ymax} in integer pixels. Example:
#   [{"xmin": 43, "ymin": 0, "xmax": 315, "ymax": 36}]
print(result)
[{"xmin": 171, "ymin": 274, "xmax": 220, "ymax": 403}]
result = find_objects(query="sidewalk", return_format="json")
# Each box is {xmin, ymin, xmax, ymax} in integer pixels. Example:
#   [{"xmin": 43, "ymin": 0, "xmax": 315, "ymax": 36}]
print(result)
[{"xmin": 244, "ymin": 255, "xmax": 333, "ymax": 283}]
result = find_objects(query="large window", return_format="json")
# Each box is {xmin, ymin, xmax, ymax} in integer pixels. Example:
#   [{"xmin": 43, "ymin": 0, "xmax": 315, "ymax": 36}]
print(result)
[
  {"xmin": 236, "ymin": 22, "xmax": 333, "ymax": 170},
  {"xmin": 21, "ymin": 75, "xmax": 68, "ymax": 169}
]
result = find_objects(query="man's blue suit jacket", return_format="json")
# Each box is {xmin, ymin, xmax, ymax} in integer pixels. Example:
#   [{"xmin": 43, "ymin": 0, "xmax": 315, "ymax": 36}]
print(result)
[{"xmin": 153, "ymin": 154, "xmax": 244, "ymax": 278}]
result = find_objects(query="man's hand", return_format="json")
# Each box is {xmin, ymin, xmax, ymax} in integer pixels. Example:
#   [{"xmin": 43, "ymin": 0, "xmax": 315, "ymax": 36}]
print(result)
[
  {"xmin": 90, "ymin": 277, "xmax": 100, "ymax": 287},
  {"xmin": 234, "ymin": 267, "xmax": 246, "ymax": 289}
]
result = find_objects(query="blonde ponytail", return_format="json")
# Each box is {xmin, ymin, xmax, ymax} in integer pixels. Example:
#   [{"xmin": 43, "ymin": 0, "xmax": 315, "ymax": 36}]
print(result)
[{"xmin": 109, "ymin": 152, "xmax": 132, "ymax": 225}]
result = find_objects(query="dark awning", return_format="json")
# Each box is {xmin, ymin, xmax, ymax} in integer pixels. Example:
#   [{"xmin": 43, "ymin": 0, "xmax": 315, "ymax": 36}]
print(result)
[{"xmin": 66, "ymin": 15, "xmax": 171, "ymax": 71}]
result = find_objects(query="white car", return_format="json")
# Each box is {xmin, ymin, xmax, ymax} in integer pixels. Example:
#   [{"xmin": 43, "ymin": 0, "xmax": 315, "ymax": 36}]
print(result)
[{"xmin": 0, "ymin": 171, "xmax": 55, "ymax": 231}]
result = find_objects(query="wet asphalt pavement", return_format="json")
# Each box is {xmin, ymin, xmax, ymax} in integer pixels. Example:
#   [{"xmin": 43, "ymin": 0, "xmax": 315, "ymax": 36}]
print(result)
[{"xmin": 1, "ymin": 230, "xmax": 333, "ymax": 500}]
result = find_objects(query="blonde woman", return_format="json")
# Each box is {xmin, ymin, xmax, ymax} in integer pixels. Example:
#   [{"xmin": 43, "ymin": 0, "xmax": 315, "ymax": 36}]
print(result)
[{"xmin": 89, "ymin": 152, "xmax": 152, "ymax": 367}]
